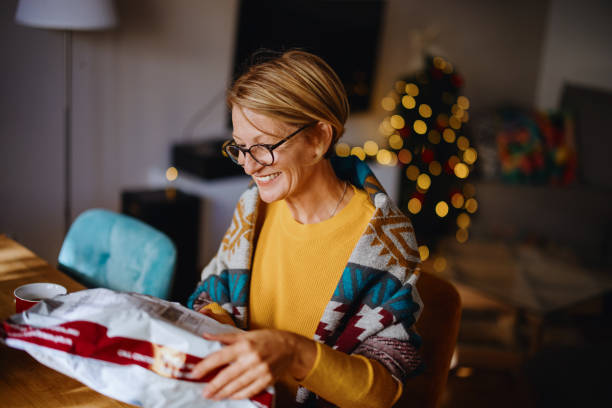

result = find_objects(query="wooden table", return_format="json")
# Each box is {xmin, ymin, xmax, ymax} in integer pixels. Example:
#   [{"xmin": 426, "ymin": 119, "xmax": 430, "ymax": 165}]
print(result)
[{"xmin": 0, "ymin": 235, "xmax": 133, "ymax": 407}]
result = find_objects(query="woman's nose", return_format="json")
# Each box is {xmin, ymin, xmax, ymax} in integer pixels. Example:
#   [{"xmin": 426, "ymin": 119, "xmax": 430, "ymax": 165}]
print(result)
[{"xmin": 242, "ymin": 153, "xmax": 263, "ymax": 175}]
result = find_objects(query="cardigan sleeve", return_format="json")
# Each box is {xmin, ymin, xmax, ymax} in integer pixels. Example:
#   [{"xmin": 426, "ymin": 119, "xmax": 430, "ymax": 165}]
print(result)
[{"xmin": 299, "ymin": 342, "xmax": 402, "ymax": 408}]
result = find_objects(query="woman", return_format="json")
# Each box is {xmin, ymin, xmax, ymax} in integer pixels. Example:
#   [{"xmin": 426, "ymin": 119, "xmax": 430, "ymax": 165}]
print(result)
[{"xmin": 189, "ymin": 50, "xmax": 423, "ymax": 408}]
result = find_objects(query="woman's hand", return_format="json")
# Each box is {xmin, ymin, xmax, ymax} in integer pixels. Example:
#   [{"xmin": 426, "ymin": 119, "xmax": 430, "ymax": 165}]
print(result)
[{"xmin": 191, "ymin": 329, "xmax": 316, "ymax": 401}]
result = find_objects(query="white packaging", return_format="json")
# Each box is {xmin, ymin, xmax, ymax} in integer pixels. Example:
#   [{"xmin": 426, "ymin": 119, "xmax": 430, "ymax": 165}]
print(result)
[{"xmin": 1, "ymin": 288, "xmax": 273, "ymax": 408}]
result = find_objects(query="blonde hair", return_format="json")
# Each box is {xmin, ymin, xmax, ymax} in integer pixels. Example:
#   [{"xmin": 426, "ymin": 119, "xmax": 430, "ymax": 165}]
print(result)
[{"xmin": 228, "ymin": 50, "xmax": 349, "ymax": 156}]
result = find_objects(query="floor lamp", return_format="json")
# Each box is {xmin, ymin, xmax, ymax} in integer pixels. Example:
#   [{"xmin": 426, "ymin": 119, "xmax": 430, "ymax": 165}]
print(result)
[{"xmin": 15, "ymin": 0, "xmax": 118, "ymax": 234}]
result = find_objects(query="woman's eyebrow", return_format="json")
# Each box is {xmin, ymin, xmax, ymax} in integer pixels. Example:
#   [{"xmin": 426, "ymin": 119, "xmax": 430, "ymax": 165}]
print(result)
[{"xmin": 232, "ymin": 133, "xmax": 277, "ymax": 144}]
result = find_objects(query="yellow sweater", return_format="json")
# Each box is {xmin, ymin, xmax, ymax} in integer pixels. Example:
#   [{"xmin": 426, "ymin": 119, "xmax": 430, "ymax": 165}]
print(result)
[{"xmin": 248, "ymin": 186, "xmax": 402, "ymax": 408}]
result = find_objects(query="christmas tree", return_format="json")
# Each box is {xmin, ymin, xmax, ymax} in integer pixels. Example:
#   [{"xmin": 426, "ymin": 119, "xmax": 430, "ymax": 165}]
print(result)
[{"xmin": 379, "ymin": 55, "xmax": 478, "ymax": 258}]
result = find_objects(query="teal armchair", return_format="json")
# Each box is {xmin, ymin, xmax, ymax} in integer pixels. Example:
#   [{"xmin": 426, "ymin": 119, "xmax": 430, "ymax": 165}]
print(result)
[{"xmin": 58, "ymin": 209, "xmax": 177, "ymax": 299}]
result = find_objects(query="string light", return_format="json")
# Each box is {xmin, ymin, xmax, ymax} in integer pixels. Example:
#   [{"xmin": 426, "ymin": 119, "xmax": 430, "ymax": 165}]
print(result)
[
  {"xmin": 457, "ymin": 95, "xmax": 470, "ymax": 110},
  {"xmin": 428, "ymin": 130, "xmax": 441, "ymax": 144},
  {"xmin": 449, "ymin": 116, "xmax": 462, "ymax": 130},
  {"xmin": 335, "ymin": 142, "xmax": 350, "ymax": 157},
  {"xmin": 405, "ymin": 83, "xmax": 419, "ymax": 96},
  {"xmin": 456, "ymin": 228, "xmax": 469, "ymax": 243},
  {"xmin": 390, "ymin": 115, "xmax": 405, "ymax": 129},
  {"xmin": 364, "ymin": 141, "xmax": 379, "ymax": 156},
  {"xmin": 395, "ymin": 80, "xmax": 407, "ymax": 94},
  {"xmin": 454, "ymin": 162, "xmax": 469, "ymax": 178},
  {"xmin": 418, "ymin": 104, "xmax": 432, "ymax": 118},
  {"xmin": 451, "ymin": 193, "xmax": 465, "ymax": 208},
  {"xmin": 389, "ymin": 133, "xmax": 404, "ymax": 150},
  {"xmin": 379, "ymin": 117, "xmax": 395, "ymax": 136},
  {"xmin": 457, "ymin": 136, "xmax": 470, "ymax": 151},
  {"xmin": 413, "ymin": 120, "xmax": 427, "ymax": 134},
  {"xmin": 405, "ymin": 165, "xmax": 419, "ymax": 180},
  {"xmin": 463, "ymin": 147, "xmax": 478, "ymax": 164},
  {"xmin": 376, "ymin": 149, "xmax": 393, "ymax": 165},
  {"xmin": 465, "ymin": 198, "xmax": 478, "ymax": 213},
  {"xmin": 429, "ymin": 161, "xmax": 442, "ymax": 176},
  {"xmin": 381, "ymin": 97, "xmax": 396, "ymax": 111},
  {"xmin": 448, "ymin": 155, "xmax": 460, "ymax": 169},
  {"xmin": 165, "ymin": 167, "xmax": 178, "ymax": 181},
  {"xmin": 417, "ymin": 173, "xmax": 431, "ymax": 190},
  {"xmin": 407, "ymin": 197, "xmax": 422, "ymax": 214},
  {"xmin": 418, "ymin": 245, "xmax": 430, "ymax": 261},
  {"xmin": 457, "ymin": 213, "xmax": 471, "ymax": 229},
  {"xmin": 433, "ymin": 56, "xmax": 446, "ymax": 70},
  {"xmin": 443, "ymin": 128, "xmax": 456, "ymax": 143},
  {"xmin": 435, "ymin": 201, "xmax": 449, "ymax": 217},
  {"xmin": 351, "ymin": 146, "xmax": 366, "ymax": 161},
  {"xmin": 402, "ymin": 95, "xmax": 416, "ymax": 109},
  {"xmin": 433, "ymin": 257, "xmax": 447, "ymax": 272},
  {"xmin": 398, "ymin": 149, "xmax": 412, "ymax": 164}
]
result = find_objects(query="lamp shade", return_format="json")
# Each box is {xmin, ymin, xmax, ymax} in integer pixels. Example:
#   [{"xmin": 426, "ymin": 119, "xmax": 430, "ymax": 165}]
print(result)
[{"xmin": 15, "ymin": 0, "xmax": 117, "ymax": 31}]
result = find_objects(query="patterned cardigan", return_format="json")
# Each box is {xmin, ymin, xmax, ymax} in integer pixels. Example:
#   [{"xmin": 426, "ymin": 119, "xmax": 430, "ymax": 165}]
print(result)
[{"xmin": 187, "ymin": 156, "xmax": 423, "ymax": 407}]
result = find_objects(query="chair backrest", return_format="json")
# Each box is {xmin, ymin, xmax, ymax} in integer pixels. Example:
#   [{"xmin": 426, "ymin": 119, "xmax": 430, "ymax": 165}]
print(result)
[
  {"xmin": 396, "ymin": 271, "xmax": 461, "ymax": 407},
  {"xmin": 58, "ymin": 209, "xmax": 177, "ymax": 299}
]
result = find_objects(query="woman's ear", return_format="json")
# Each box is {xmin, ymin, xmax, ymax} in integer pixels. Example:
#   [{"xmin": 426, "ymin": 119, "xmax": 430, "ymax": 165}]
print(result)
[{"xmin": 312, "ymin": 122, "xmax": 334, "ymax": 159}]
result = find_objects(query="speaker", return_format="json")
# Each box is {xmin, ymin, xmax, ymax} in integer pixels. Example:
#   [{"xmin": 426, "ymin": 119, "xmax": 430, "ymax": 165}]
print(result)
[{"xmin": 121, "ymin": 188, "xmax": 201, "ymax": 304}]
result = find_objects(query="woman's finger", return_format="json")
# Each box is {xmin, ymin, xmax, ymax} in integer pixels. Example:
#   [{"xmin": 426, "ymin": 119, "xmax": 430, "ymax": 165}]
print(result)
[
  {"xmin": 206, "ymin": 362, "xmax": 268, "ymax": 400},
  {"xmin": 190, "ymin": 345, "xmax": 238, "ymax": 379},
  {"xmin": 202, "ymin": 331, "xmax": 240, "ymax": 345},
  {"xmin": 229, "ymin": 374, "xmax": 274, "ymax": 400}
]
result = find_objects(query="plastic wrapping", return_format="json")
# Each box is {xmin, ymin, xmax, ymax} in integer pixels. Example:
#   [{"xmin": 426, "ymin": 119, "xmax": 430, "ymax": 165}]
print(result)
[{"xmin": 1, "ymin": 288, "xmax": 273, "ymax": 408}]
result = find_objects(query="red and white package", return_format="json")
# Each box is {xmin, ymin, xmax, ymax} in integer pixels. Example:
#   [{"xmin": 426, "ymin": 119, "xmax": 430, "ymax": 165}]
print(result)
[{"xmin": 1, "ymin": 288, "xmax": 274, "ymax": 408}]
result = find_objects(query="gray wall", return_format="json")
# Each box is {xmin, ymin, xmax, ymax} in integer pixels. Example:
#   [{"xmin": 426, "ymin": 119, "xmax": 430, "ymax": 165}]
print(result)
[{"xmin": 2, "ymin": 0, "xmax": 608, "ymax": 265}]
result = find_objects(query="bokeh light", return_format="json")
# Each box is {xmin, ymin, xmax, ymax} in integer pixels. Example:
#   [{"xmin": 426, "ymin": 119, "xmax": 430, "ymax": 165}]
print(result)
[
  {"xmin": 465, "ymin": 197, "xmax": 478, "ymax": 213},
  {"xmin": 429, "ymin": 161, "xmax": 442, "ymax": 176},
  {"xmin": 451, "ymin": 192, "xmax": 465, "ymax": 208},
  {"xmin": 364, "ymin": 140, "xmax": 379, "ymax": 156},
  {"xmin": 398, "ymin": 149, "xmax": 412, "ymax": 164},
  {"xmin": 433, "ymin": 257, "xmax": 447, "ymax": 272},
  {"xmin": 351, "ymin": 146, "xmax": 366, "ymax": 161},
  {"xmin": 435, "ymin": 201, "xmax": 449, "ymax": 217},
  {"xmin": 335, "ymin": 142, "xmax": 350, "ymax": 157},
  {"xmin": 405, "ymin": 83, "xmax": 419, "ymax": 96},
  {"xmin": 381, "ymin": 97, "xmax": 396, "ymax": 111},
  {"xmin": 390, "ymin": 115, "xmax": 405, "ymax": 130},
  {"xmin": 402, "ymin": 95, "xmax": 416, "ymax": 109},
  {"xmin": 418, "ymin": 104, "xmax": 432, "ymax": 118},
  {"xmin": 419, "ymin": 245, "xmax": 430, "ymax": 261},
  {"xmin": 428, "ymin": 130, "xmax": 441, "ymax": 144},
  {"xmin": 389, "ymin": 134, "xmax": 404, "ymax": 150},
  {"xmin": 166, "ymin": 167, "xmax": 178, "ymax": 181},
  {"xmin": 413, "ymin": 120, "xmax": 427, "ymax": 134},
  {"xmin": 463, "ymin": 147, "xmax": 478, "ymax": 164},
  {"xmin": 456, "ymin": 228, "xmax": 469, "ymax": 243},
  {"xmin": 443, "ymin": 128, "xmax": 456, "ymax": 143},
  {"xmin": 457, "ymin": 213, "xmax": 471, "ymax": 229},
  {"xmin": 406, "ymin": 165, "xmax": 420, "ymax": 180},
  {"xmin": 417, "ymin": 173, "xmax": 431, "ymax": 190},
  {"xmin": 407, "ymin": 197, "xmax": 422, "ymax": 214},
  {"xmin": 457, "ymin": 136, "xmax": 470, "ymax": 151},
  {"xmin": 454, "ymin": 162, "xmax": 469, "ymax": 178}
]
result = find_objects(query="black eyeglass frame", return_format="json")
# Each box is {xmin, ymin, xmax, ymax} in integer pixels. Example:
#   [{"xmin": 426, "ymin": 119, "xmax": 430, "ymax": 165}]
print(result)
[{"xmin": 223, "ymin": 123, "xmax": 313, "ymax": 166}]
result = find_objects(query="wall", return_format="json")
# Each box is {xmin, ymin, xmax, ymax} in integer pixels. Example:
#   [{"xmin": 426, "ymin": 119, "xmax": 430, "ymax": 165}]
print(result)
[
  {"xmin": 1, "ymin": 0, "xmax": 554, "ymax": 265},
  {"xmin": 536, "ymin": 0, "xmax": 612, "ymax": 110},
  {"xmin": 0, "ymin": 1, "xmax": 64, "ymax": 262}
]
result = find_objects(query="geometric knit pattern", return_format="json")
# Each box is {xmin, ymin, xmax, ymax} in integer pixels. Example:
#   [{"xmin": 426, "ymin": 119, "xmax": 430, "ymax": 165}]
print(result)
[{"xmin": 187, "ymin": 156, "xmax": 423, "ymax": 407}]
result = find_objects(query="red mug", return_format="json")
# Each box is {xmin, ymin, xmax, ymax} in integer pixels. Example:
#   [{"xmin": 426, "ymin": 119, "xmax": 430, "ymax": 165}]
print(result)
[{"xmin": 14, "ymin": 283, "xmax": 68, "ymax": 313}]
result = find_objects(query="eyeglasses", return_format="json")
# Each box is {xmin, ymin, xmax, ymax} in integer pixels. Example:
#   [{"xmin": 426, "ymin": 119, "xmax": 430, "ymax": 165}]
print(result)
[{"xmin": 223, "ymin": 123, "xmax": 312, "ymax": 166}]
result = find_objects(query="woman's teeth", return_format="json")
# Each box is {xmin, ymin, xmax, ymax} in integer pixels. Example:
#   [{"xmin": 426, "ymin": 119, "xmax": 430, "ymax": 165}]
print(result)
[{"xmin": 256, "ymin": 172, "xmax": 281, "ymax": 183}]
